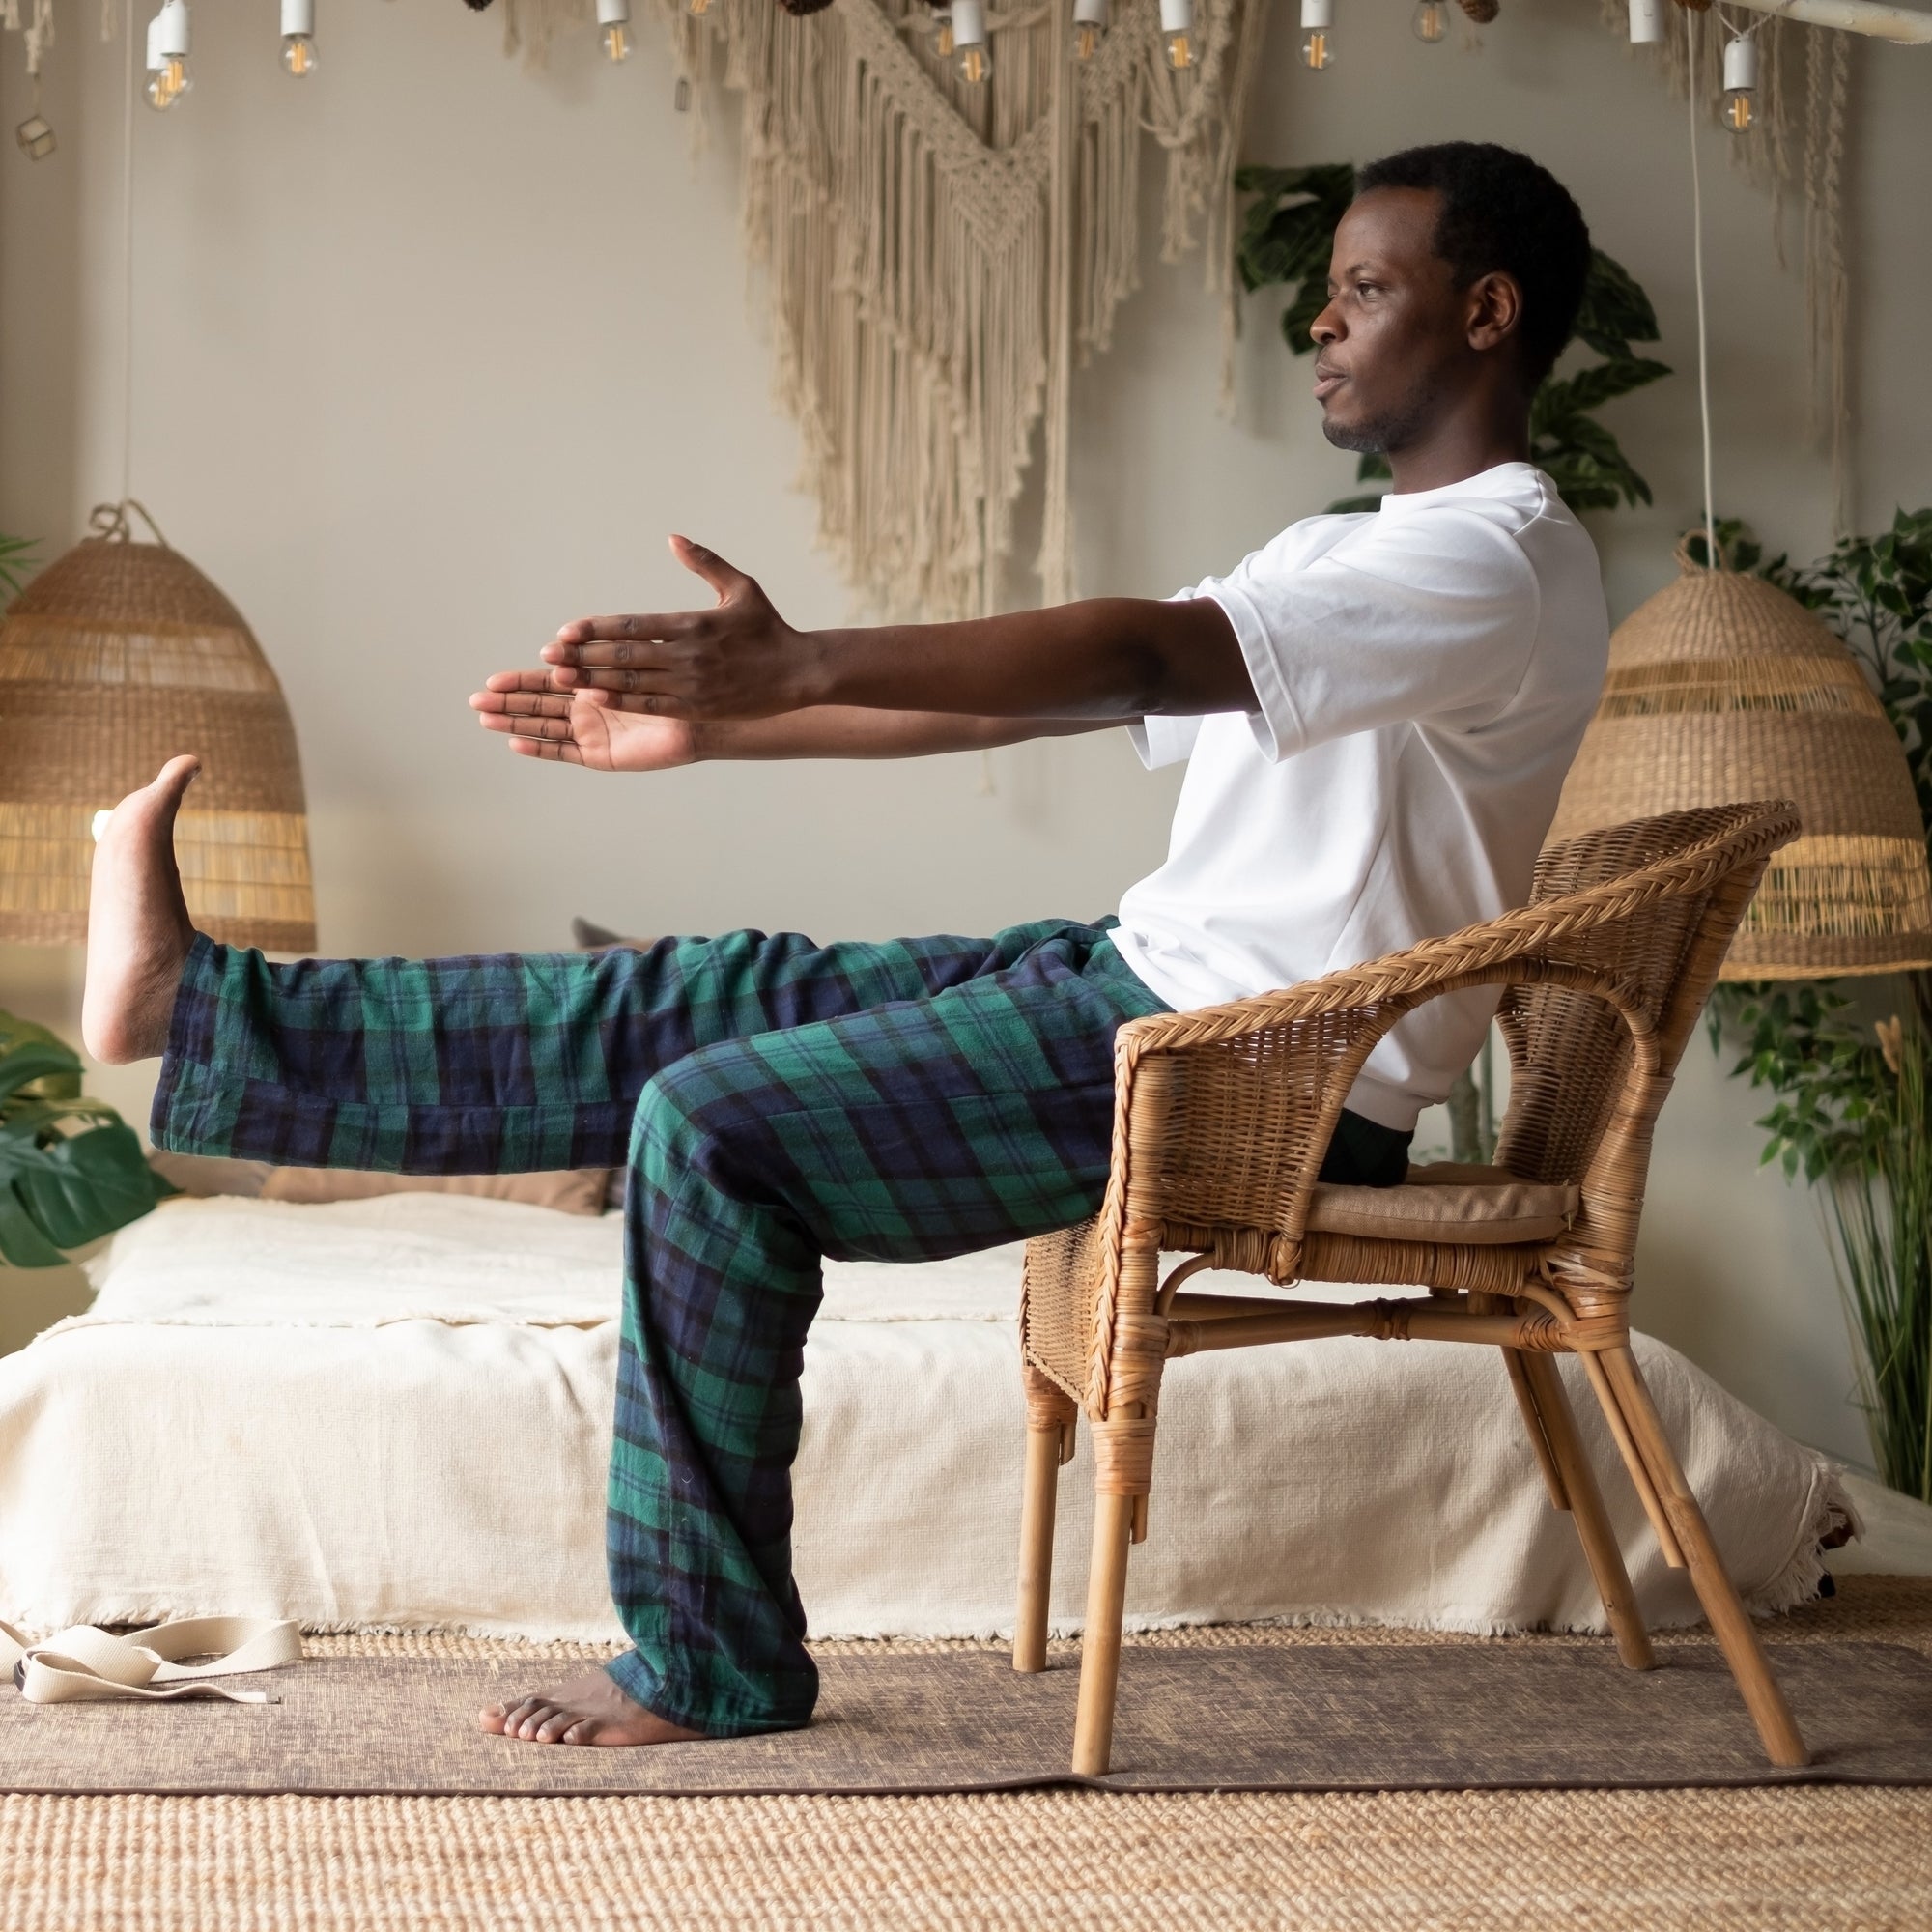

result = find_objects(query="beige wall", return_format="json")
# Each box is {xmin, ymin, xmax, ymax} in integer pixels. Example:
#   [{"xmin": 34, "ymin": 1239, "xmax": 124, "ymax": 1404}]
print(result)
[{"xmin": 2, "ymin": 3, "xmax": 1927, "ymax": 1465}]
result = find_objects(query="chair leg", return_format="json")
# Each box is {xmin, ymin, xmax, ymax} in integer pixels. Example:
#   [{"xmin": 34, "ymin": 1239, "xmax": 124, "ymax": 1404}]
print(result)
[
  {"xmin": 1515, "ymin": 1351, "xmax": 1654, "ymax": 1671},
  {"xmin": 1013, "ymin": 1374, "xmax": 1075, "ymax": 1674},
  {"xmin": 1071, "ymin": 1488, "xmax": 1136, "ymax": 1776},
  {"xmin": 1596, "ymin": 1344, "xmax": 1809, "ymax": 1768}
]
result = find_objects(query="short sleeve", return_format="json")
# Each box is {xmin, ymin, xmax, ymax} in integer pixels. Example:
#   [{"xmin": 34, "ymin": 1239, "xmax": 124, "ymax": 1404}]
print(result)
[
  {"xmin": 1196, "ymin": 509, "xmax": 1543, "ymax": 764},
  {"xmin": 1128, "ymin": 713, "xmax": 1204, "ymax": 770}
]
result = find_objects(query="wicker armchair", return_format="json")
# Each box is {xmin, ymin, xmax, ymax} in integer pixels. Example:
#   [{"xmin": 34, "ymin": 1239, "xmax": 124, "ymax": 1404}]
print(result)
[{"xmin": 1014, "ymin": 801, "xmax": 1810, "ymax": 1775}]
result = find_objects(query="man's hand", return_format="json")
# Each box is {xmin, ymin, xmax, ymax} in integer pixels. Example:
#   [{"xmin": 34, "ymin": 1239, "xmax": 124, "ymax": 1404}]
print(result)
[
  {"xmin": 537, "ymin": 534, "xmax": 822, "ymax": 723},
  {"xmin": 469, "ymin": 673, "xmax": 699, "ymax": 772}
]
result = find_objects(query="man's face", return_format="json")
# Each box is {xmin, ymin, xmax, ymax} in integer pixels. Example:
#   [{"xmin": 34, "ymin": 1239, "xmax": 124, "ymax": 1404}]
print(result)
[{"xmin": 1308, "ymin": 186, "xmax": 1479, "ymax": 457}]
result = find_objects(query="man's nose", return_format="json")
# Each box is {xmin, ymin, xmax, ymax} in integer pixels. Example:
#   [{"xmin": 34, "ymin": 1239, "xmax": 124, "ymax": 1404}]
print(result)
[{"xmin": 1309, "ymin": 301, "xmax": 1341, "ymax": 347}]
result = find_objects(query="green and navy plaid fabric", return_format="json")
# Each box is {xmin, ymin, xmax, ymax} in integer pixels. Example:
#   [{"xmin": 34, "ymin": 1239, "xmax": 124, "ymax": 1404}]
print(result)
[
  {"xmin": 153, "ymin": 919, "xmax": 1409, "ymax": 1736},
  {"xmin": 154, "ymin": 921, "xmax": 1167, "ymax": 1732}
]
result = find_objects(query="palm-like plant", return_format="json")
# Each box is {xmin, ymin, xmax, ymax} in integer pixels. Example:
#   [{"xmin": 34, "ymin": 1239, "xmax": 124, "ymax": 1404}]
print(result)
[
  {"xmin": 0, "ymin": 1011, "xmax": 169, "ymax": 1267},
  {"xmin": 1233, "ymin": 163, "xmax": 1671, "ymax": 516},
  {"xmin": 0, "ymin": 532, "xmax": 38, "ymax": 599}
]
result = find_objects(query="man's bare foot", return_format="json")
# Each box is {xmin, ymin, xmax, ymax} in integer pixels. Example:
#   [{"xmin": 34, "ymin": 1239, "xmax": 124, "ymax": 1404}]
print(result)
[
  {"xmin": 81, "ymin": 756, "xmax": 201, "ymax": 1065},
  {"xmin": 479, "ymin": 1666, "xmax": 709, "ymax": 1747}
]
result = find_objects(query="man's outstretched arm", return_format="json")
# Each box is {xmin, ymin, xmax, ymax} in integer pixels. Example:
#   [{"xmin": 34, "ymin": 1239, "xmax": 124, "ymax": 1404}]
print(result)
[
  {"xmin": 471, "ymin": 534, "xmax": 1252, "ymax": 770},
  {"xmin": 470, "ymin": 680, "xmax": 1117, "ymax": 770}
]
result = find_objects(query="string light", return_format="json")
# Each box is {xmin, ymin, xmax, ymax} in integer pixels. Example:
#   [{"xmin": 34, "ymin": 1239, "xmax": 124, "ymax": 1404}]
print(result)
[
  {"xmin": 1628, "ymin": 0, "xmax": 1661, "ymax": 43},
  {"xmin": 597, "ymin": 0, "xmax": 632, "ymax": 62},
  {"xmin": 145, "ymin": 5, "xmax": 189, "ymax": 109},
  {"xmin": 687, "ymin": 0, "xmax": 712, "ymax": 18},
  {"xmin": 1159, "ymin": 0, "xmax": 1194, "ymax": 70},
  {"xmin": 1721, "ymin": 29, "xmax": 1758, "ymax": 133},
  {"xmin": 280, "ymin": 0, "xmax": 317, "ymax": 77},
  {"xmin": 1412, "ymin": 0, "xmax": 1446, "ymax": 41},
  {"xmin": 952, "ymin": 0, "xmax": 989, "ymax": 83},
  {"xmin": 1299, "ymin": 0, "xmax": 1334, "ymax": 69},
  {"xmin": 931, "ymin": 4, "xmax": 954, "ymax": 57},
  {"xmin": 1073, "ymin": 0, "xmax": 1106, "ymax": 61}
]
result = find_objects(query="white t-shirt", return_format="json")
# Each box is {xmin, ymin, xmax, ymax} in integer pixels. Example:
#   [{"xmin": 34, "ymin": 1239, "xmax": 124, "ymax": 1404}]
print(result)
[{"xmin": 1111, "ymin": 462, "xmax": 1609, "ymax": 1133}]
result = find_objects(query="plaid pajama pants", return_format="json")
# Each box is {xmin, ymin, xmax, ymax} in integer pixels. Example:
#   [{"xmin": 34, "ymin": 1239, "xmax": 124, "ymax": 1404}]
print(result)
[{"xmin": 151, "ymin": 918, "xmax": 1173, "ymax": 1735}]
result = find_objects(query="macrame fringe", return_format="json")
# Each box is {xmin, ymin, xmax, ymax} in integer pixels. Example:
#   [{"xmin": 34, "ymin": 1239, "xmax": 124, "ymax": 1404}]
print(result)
[{"xmin": 499, "ymin": 0, "xmax": 1263, "ymax": 619}]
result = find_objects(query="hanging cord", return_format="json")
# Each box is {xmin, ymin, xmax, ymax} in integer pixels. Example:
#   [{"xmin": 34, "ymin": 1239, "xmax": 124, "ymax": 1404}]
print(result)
[
  {"xmin": 88, "ymin": 497, "xmax": 170, "ymax": 547},
  {"xmin": 119, "ymin": 0, "xmax": 135, "ymax": 506},
  {"xmin": 1688, "ymin": 16, "xmax": 1719, "ymax": 571}
]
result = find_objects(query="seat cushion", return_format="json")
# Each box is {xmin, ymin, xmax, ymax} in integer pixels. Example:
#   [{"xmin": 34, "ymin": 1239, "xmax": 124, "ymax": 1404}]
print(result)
[{"xmin": 1306, "ymin": 1162, "xmax": 1579, "ymax": 1246}]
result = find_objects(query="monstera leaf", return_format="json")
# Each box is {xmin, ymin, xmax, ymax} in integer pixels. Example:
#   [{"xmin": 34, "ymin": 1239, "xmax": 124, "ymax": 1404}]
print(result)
[{"xmin": 0, "ymin": 1010, "xmax": 168, "ymax": 1268}]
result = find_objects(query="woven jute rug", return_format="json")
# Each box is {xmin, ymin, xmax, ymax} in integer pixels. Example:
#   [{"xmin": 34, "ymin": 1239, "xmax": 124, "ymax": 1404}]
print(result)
[
  {"xmin": 7, "ymin": 1579, "xmax": 1932, "ymax": 1799},
  {"xmin": 4, "ymin": 1582, "xmax": 1930, "ymax": 1932}
]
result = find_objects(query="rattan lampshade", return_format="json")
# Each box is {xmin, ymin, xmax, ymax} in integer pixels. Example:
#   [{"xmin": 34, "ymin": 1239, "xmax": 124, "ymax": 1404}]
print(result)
[
  {"xmin": 0, "ymin": 504, "xmax": 316, "ymax": 952},
  {"xmin": 1548, "ymin": 551, "xmax": 1932, "ymax": 980}
]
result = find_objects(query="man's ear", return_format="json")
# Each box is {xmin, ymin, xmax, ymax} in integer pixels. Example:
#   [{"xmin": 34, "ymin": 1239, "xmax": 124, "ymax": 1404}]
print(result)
[{"xmin": 1464, "ymin": 270, "xmax": 1523, "ymax": 356}]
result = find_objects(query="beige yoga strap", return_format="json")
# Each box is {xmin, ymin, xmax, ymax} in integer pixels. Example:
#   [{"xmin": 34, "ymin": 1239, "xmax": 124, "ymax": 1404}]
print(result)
[{"xmin": 0, "ymin": 1615, "xmax": 302, "ymax": 1705}]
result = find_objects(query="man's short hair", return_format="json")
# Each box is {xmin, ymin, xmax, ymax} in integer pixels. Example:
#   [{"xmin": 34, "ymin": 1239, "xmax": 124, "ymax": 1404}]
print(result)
[{"xmin": 1354, "ymin": 142, "xmax": 1591, "ymax": 389}]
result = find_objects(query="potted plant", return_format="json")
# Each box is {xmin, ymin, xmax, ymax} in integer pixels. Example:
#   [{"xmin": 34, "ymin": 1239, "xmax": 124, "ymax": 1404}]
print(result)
[
  {"xmin": 0, "ymin": 1010, "xmax": 170, "ymax": 1268},
  {"xmin": 1703, "ymin": 510, "xmax": 1932, "ymax": 1500}
]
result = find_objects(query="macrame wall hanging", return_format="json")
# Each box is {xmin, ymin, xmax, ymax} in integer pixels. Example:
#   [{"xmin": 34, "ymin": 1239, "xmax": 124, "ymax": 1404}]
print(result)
[
  {"xmin": 1, "ymin": 0, "xmax": 1887, "ymax": 608},
  {"xmin": 502, "ymin": 0, "xmax": 1269, "ymax": 620}
]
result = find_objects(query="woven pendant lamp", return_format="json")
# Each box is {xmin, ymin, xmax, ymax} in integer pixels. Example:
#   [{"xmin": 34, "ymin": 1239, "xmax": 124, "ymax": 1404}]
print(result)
[
  {"xmin": 0, "ymin": 502, "xmax": 316, "ymax": 953},
  {"xmin": 1548, "ymin": 547, "xmax": 1932, "ymax": 979}
]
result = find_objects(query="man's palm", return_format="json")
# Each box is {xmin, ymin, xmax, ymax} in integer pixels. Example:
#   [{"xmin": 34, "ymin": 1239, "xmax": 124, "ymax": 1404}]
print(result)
[{"xmin": 469, "ymin": 672, "xmax": 699, "ymax": 773}]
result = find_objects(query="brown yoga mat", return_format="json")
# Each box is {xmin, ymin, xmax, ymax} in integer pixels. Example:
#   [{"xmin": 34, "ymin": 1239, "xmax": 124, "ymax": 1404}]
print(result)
[{"xmin": 4, "ymin": 1640, "xmax": 1932, "ymax": 1797}]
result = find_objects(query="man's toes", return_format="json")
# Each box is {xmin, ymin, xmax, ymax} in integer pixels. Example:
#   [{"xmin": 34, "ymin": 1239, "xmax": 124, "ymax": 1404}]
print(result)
[
  {"xmin": 533, "ymin": 1709, "xmax": 582, "ymax": 1745},
  {"xmin": 477, "ymin": 1703, "xmax": 512, "ymax": 1735},
  {"xmin": 561, "ymin": 1719, "xmax": 598, "ymax": 1746},
  {"xmin": 151, "ymin": 754, "xmax": 201, "ymax": 806},
  {"xmin": 489, "ymin": 1695, "xmax": 545, "ymax": 1739}
]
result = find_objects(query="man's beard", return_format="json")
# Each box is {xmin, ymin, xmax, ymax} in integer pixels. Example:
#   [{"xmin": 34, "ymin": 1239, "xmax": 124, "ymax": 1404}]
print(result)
[{"xmin": 1320, "ymin": 384, "xmax": 1436, "ymax": 457}]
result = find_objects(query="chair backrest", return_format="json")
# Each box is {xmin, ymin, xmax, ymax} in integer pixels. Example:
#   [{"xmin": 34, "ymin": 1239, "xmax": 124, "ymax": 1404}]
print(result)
[{"xmin": 1493, "ymin": 802, "xmax": 1796, "ymax": 1190}]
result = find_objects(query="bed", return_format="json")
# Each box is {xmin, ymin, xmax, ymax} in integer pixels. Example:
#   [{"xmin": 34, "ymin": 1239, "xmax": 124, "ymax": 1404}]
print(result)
[{"xmin": 0, "ymin": 1192, "xmax": 1854, "ymax": 1642}]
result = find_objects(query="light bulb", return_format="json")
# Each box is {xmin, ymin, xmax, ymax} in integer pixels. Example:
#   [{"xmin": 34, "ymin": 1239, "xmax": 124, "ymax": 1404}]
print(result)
[
  {"xmin": 1721, "ymin": 33, "xmax": 1758, "ymax": 134},
  {"xmin": 1299, "ymin": 0, "xmax": 1334, "ymax": 68},
  {"xmin": 1072, "ymin": 0, "xmax": 1106, "ymax": 62},
  {"xmin": 597, "ymin": 0, "xmax": 632, "ymax": 60},
  {"xmin": 1412, "ymin": 0, "xmax": 1445, "ymax": 41},
  {"xmin": 144, "ymin": 14, "xmax": 176, "ymax": 108},
  {"xmin": 688, "ymin": 0, "xmax": 712, "ymax": 16},
  {"xmin": 932, "ymin": 5, "xmax": 954, "ymax": 57},
  {"xmin": 280, "ymin": 0, "xmax": 317, "ymax": 75},
  {"xmin": 951, "ymin": 0, "xmax": 989, "ymax": 82},
  {"xmin": 156, "ymin": 0, "xmax": 192, "ymax": 102},
  {"xmin": 1627, "ymin": 0, "xmax": 1661, "ymax": 43},
  {"xmin": 1159, "ymin": 0, "xmax": 1193, "ymax": 71}
]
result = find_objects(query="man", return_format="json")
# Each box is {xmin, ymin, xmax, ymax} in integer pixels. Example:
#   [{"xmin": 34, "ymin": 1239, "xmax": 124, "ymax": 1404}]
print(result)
[{"xmin": 82, "ymin": 141, "xmax": 1608, "ymax": 1747}]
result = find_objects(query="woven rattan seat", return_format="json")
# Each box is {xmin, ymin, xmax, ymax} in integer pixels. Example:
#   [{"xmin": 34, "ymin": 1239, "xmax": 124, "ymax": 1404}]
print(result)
[
  {"xmin": 1009, "ymin": 801, "xmax": 1813, "ymax": 1776},
  {"xmin": 1307, "ymin": 1165, "xmax": 1580, "ymax": 1245}
]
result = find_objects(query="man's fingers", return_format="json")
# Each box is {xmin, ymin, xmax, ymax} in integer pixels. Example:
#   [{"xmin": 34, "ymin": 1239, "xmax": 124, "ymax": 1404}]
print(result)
[
  {"xmin": 669, "ymin": 533, "xmax": 753, "ymax": 603},
  {"xmin": 481, "ymin": 709, "xmax": 581, "ymax": 742},
  {"xmin": 481, "ymin": 668, "xmax": 565, "ymax": 695},
  {"xmin": 548, "ymin": 612, "xmax": 699, "ymax": 651},
  {"xmin": 471, "ymin": 689, "xmax": 574, "ymax": 719},
  {"xmin": 507, "ymin": 735, "xmax": 585, "ymax": 765}
]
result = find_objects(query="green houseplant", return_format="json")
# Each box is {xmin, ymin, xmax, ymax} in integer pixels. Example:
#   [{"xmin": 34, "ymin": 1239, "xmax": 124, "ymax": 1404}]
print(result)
[
  {"xmin": 0, "ymin": 532, "xmax": 37, "ymax": 598},
  {"xmin": 0, "ymin": 1010, "xmax": 169, "ymax": 1267},
  {"xmin": 1704, "ymin": 509, "xmax": 1932, "ymax": 1498}
]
